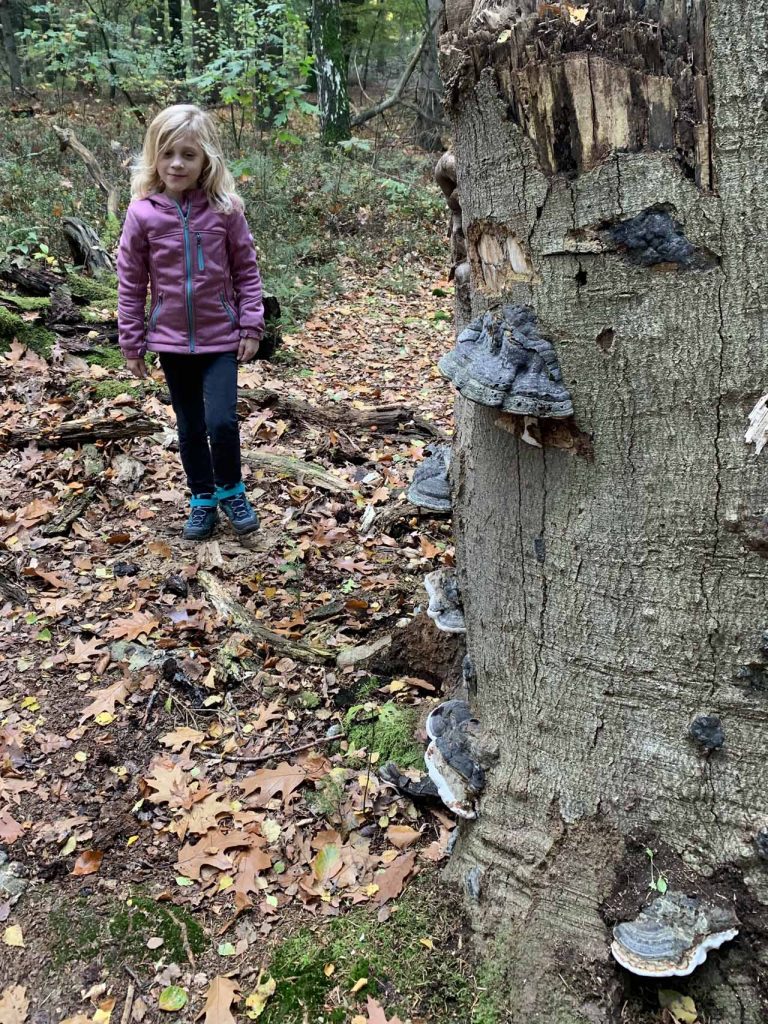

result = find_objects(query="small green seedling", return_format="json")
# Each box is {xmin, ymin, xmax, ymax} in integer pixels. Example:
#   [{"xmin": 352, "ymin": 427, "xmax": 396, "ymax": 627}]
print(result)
[{"xmin": 646, "ymin": 847, "xmax": 669, "ymax": 894}]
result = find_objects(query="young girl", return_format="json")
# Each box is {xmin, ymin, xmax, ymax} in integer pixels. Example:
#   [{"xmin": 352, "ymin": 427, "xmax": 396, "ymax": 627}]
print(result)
[{"xmin": 117, "ymin": 104, "xmax": 263, "ymax": 540}]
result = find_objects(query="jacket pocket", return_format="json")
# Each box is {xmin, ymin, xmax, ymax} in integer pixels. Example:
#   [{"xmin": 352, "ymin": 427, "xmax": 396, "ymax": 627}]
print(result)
[
  {"xmin": 220, "ymin": 292, "xmax": 237, "ymax": 327},
  {"xmin": 196, "ymin": 232, "xmax": 205, "ymax": 271},
  {"xmin": 149, "ymin": 293, "xmax": 164, "ymax": 331}
]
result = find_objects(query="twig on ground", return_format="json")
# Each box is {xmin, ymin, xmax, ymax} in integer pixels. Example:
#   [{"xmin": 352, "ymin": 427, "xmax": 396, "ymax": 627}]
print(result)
[
  {"xmin": 119, "ymin": 982, "xmax": 135, "ymax": 1024},
  {"xmin": 204, "ymin": 733, "xmax": 343, "ymax": 765}
]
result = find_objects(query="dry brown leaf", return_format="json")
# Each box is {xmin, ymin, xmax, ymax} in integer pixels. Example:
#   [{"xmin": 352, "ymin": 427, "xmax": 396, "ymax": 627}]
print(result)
[
  {"xmin": 365, "ymin": 997, "xmax": 404, "ymax": 1024},
  {"xmin": 0, "ymin": 983, "xmax": 29, "ymax": 1024},
  {"xmin": 238, "ymin": 762, "xmax": 306, "ymax": 808},
  {"xmin": 0, "ymin": 809, "xmax": 24, "ymax": 844},
  {"xmin": 373, "ymin": 851, "xmax": 417, "ymax": 905},
  {"xmin": 79, "ymin": 678, "xmax": 133, "ymax": 723},
  {"xmin": 72, "ymin": 850, "xmax": 103, "ymax": 876},
  {"xmin": 159, "ymin": 727, "xmax": 205, "ymax": 752},
  {"xmin": 175, "ymin": 829, "xmax": 252, "ymax": 881},
  {"xmin": 67, "ymin": 636, "xmax": 107, "ymax": 665},
  {"xmin": 105, "ymin": 612, "xmax": 161, "ymax": 642},
  {"xmin": 386, "ymin": 825, "xmax": 420, "ymax": 850},
  {"xmin": 144, "ymin": 761, "xmax": 193, "ymax": 807},
  {"xmin": 196, "ymin": 977, "xmax": 240, "ymax": 1024},
  {"xmin": 233, "ymin": 840, "xmax": 273, "ymax": 911}
]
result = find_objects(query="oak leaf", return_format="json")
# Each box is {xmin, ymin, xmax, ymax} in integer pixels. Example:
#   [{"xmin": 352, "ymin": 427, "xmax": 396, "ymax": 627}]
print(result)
[
  {"xmin": 176, "ymin": 828, "xmax": 252, "ymax": 881},
  {"xmin": 0, "ymin": 984, "xmax": 28, "ymax": 1024},
  {"xmin": 233, "ymin": 840, "xmax": 273, "ymax": 911},
  {"xmin": 144, "ymin": 761, "xmax": 194, "ymax": 808},
  {"xmin": 159, "ymin": 727, "xmax": 205, "ymax": 752},
  {"xmin": 364, "ymin": 997, "xmax": 403, "ymax": 1024},
  {"xmin": 79, "ymin": 678, "xmax": 134, "ymax": 723},
  {"xmin": 197, "ymin": 976, "xmax": 240, "ymax": 1024},
  {"xmin": 67, "ymin": 636, "xmax": 107, "ymax": 665},
  {"xmin": 238, "ymin": 762, "xmax": 306, "ymax": 808},
  {"xmin": 105, "ymin": 612, "xmax": 161, "ymax": 642},
  {"xmin": 0, "ymin": 809, "xmax": 24, "ymax": 844}
]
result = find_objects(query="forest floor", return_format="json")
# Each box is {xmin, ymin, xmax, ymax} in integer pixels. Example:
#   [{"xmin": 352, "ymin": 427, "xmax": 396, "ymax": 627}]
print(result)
[{"xmin": 0, "ymin": 203, "xmax": 499, "ymax": 1024}]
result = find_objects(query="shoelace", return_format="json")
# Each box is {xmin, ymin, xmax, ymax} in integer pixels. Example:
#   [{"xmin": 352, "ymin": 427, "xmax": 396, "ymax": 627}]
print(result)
[
  {"xmin": 224, "ymin": 494, "xmax": 251, "ymax": 521},
  {"xmin": 189, "ymin": 506, "xmax": 214, "ymax": 527}
]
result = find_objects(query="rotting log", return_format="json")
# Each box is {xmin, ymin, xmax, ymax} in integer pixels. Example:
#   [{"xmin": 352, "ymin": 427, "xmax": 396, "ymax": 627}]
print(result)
[
  {"xmin": 239, "ymin": 387, "xmax": 447, "ymax": 440},
  {"xmin": 360, "ymin": 497, "xmax": 450, "ymax": 537},
  {"xmin": 1, "ymin": 410, "xmax": 158, "ymax": 450},
  {"xmin": 62, "ymin": 217, "xmax": 115, "ymax": 276},
  {"xmin": 52, "ymin": 125, "xmax": 120, "ymax": 221},
  {"xmin": 40, "ymin": 487, "xmax": 98, "ymax": 537},
  {"xmin": 198, "ymin": 571, "xmax": 336, "ymax": 665},
  {"xmin": 242, "ymin": 451, "xmax": 352, "ymax": 493},
  {"xmin": 0, "ymin": 556, "xmax": 28, "ymax": 606},
  {"xmin": 440, "ymin": 0, "xmax": 768, "ymax": 1020}
]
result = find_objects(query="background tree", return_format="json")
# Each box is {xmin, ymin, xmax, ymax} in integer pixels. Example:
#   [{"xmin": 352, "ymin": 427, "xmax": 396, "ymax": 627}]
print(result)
[
  {"xmin": 190, "ymin": 0, "xmax": 218, "ymax": 69},
  {"xmin": 413, "ymin": 0, "xmax": 444, "ymax": 151},
  {"xmin": 311, "ymin": 0, "xmax": 350, "ymax": 144},
  {"xmin": 0, "ymin": 0, "xmax": 22, "ymax": 93},
  {"xmin": 439, "ymin": 0, "xmax": 768, "ymax": 1022}
]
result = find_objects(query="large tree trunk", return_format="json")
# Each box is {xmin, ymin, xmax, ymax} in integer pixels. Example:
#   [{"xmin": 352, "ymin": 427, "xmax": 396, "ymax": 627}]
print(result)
[
  {"xmin": 0, "ymin": 0, "xmax": 22, "ymax": 93},
  {"xmin": 311, "ymin": 0, "xmax": 351, "ymax": 144},
  {"xmin": 190, "ymin": 0, "xmax": 218, "ymax": 69},
  {"xmin": 413, "ymin": 0, "xmax": 445, "ymax": 151},
  {"xmin": 168, "ymin": 0, "xmax": 185, "ymax": 83},
  {"xmin": 439, "ymin": 2, "xmax": 768, "ymax": 1022}
]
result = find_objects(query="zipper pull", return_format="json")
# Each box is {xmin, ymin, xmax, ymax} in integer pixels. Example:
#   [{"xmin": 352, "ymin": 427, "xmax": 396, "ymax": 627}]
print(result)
[{"xmin": 196, "ymin": 232, "xmax": 204, "ymax": 271}]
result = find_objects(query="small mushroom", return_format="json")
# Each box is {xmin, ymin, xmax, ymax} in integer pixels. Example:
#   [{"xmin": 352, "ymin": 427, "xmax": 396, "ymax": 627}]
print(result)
[
  {"xmin": 424, "ymin": 568, "xmax": 466, "ymax": 634},
  {"xmin": 688, "ymin": 714, "xmax": 725, "ymax": 751},
  {"xmin": 611, "ymin": 892, "xmax": 739, "ymax": 978},
  {"xmin": 438, "ymin": 304, "xmax": 573, "ymax": 418},
  {"xmin": 407, "ymin": 443, "xmax": 452, "ymax": 512},
  {"xmin": 424, "ymin": 699, "xmax": 485, "ymax": 820}
]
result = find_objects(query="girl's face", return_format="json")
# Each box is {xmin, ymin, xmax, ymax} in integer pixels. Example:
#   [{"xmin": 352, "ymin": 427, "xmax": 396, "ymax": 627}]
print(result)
[{"xmin": 156, "ymin": 132, "xmax": 205, "ymax": 199}]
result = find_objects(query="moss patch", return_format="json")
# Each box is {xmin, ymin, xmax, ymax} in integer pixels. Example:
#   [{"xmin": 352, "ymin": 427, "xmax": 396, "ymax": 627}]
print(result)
[
  {"xmin": 0, "ymin": 306, "xmax": 55, "ymax": 356},
  {"xmin": 86, "ymin": 345, "xmax": 125, "ymax": 369},
  {"xmin": 259, "ymin": 874, "xmax": 477, "ymax": 1024},
  {"xmin": 48, "ymin": 894, "xmax": 207, "ymax": 970},
  {"xmin": 344, "ymin": 701, "xmax": 422, "ymax": 769},
  {"xmin": 66, "ymin": 270, "xmax": 119, "ymax": 305},
  {"xmin": 79, "ymin": 378, "xmax": 142, "ymax": 400},
  {"xmin": 0, "ymin": 291, "xmax": 50, "ymax": 311}
]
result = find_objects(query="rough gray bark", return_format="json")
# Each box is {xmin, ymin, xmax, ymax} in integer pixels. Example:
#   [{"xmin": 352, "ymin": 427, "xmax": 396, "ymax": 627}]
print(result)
[
  {"xmin": 439, "ymin": 1, "xmax": 768, "ymax": 1022},
  {"xmin": 311, "ymin": 0, "xmax": 351, "ymax": 144},
  {"xmin": 0, "ymin": 0, "xmax": 22, "ymax": 93},
  {"xmin": 414, "ymin": 0, "xmax": 445, "ymax": 151}
]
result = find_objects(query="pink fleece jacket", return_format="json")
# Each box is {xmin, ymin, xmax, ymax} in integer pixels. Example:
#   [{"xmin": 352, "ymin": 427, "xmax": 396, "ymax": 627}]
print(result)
[{"xmin": 117, "ymin": 189, "xmax": 265, "ymax": 359}]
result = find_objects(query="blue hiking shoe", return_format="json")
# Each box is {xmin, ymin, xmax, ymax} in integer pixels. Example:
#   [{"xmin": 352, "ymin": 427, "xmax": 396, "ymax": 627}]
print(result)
[
  {"xmin": 216, "ymin": 482, "xmax": 260, "ymax": 535},
  {"xmin": 183, "ymin": 494, "xmax": 218, "ymax": 540}
]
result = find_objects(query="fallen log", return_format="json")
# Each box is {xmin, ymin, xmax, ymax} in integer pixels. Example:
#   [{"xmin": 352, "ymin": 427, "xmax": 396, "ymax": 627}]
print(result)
[
  {"xmin": 52, "ymin": 125, "xmax": 120, "ymax": 220},
  {"xmin": 242, "ymin": 451, "xmax": 352, "ymax": 493},
  {"xmin": 40, "ymin": 487, "xmax": 98, "ymax": 537},
  {"xmin": 198, "ymin": 571, "xmax": 336, "ymax": 665},
  {"xmin": 62, "ymin": 217, "xmax": 115, "ymax": 276},
  {"xmin": 360, "ymin": 497, "xmax": 450, "ymax": 536},
  {"xmin": 239, "ymin": 387, "xmax": 447, "ymax": 440},
  {"xmin": 0, "ymin": 556, "xmax": 28, "ymax": 606},
  {"xmin": 1, "ymin": 410, "xmax": 158, "ymax": 450}
]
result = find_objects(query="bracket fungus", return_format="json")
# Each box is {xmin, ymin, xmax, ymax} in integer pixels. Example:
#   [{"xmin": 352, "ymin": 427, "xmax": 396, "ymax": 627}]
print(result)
[
  {"xmin": 424, "ymin": 568, "xmax": 466, "ymax": 634},
  {"xmin": 379, "ymin": 762, "xmax": 440, "ymax": 802},
  {"xmin": 424, "ymin": 699, "xmax": 486, "ymax": 820},
  {"xmin": 408, "ymin": 443, "xmax": 452, "ymax": 512},
  {"xmin": 438, "ymin": 304, "xmax": 573, "ymax": 418},
  {"xmin": 611, "ymin": 893, "xmax": 739, "ymax": 978}
]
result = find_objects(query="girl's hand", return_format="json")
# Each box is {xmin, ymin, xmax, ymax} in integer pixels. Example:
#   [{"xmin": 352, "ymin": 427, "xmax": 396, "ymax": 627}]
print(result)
[
  {"xmin": 238, "ymin": 336, "xmax": 260, "ymax": 363},
  {"xmin": 126, "ymin": 357, "xmax": 148, "ymax": 379}
]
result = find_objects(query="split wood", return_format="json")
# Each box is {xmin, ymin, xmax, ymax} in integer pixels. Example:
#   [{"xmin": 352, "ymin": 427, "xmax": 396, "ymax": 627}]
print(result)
[{"xmin": 242, "ymin": 450, "xmax": 352, "ymax": 494}]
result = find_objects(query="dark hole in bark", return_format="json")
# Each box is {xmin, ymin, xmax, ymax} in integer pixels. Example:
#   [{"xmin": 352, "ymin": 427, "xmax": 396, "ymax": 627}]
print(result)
[
  {"xmin": 596, "ymin": 327, "xmax": 615, "ymax": 352},
  {"xmin": 575, "ymin": 268, "xmax": 588, "ymax": 285},
  {"xmin": 536, "ymin": 204, "xmax": 544, "ymax": 221}
]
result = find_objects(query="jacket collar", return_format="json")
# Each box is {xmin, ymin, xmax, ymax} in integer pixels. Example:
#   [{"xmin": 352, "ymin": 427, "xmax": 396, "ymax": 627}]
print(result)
[{"xmin": 147, "ymin": 188, "xmax": 208, "ymax": 209}]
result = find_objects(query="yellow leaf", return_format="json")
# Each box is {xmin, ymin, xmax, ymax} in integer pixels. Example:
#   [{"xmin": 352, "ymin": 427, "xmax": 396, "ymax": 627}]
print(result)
[
  {"xmin": 497, "ymin": 28, "xmax": 511, "ymax": 42},
  {"xmin": 419, "ymin": 937, "xmax": 434, "ymax": 950},
  {"xmin": 74, "ymin": 751, "xmax": 87, "ymax": 763},
  {"xmin": 95, "ymin": 712, "xmax": 115, "ymax": 726},
  {"xmin": 351, "ymin": 1018, "xmax": 366, "ymax": 1024},
  {"xmin": 126, "ymin": 835, "xmax": 138, "ymax": 846},
  {"xmin": 658, "ymin": 990, "xmax": 698, "ymax": 1024},
  {"xmin": 92, "ymin": 997, "xmax": 115, "ymax": 1024},
  {"xmin": 218, "ymin": 875, "xmax": 234, "ymax": 891},
  {"xmin": 244, "ymin": 973, "xmax": 276, "ymax": 1019},
  {"xmin": 323, "ymin": 963, "xmax": 335, "ymax": 978},
  {"xmin": 350, "ymin": 978, "xmax": 368, "ymax": 994},
  {"xmin": 60, "ymin": 835, "xmax": 77, "ymax": 856},
  {"xmin": 3, "ymin": 925, "xmax": 24, "ymax": 947}
]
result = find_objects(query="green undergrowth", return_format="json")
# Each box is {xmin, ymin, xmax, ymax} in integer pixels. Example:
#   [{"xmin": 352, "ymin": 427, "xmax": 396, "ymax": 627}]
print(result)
[
  {"xmin": 344, "ymin": 701, "xmax": 422, "ymax": 769},
  {"xmin": 259, "ymin": 873, "xmax": 480, "ymax": 1024},
  {"xmin": 48, "ymin": 894, "xmax": 206, "ymax": 970},
  {"xmin": 85, "ymin": 345, "xmax": 125, "ymax": 369},
  {"xmin": 0, "ymin": 305, "xmax": 56, "ymax": 356}
]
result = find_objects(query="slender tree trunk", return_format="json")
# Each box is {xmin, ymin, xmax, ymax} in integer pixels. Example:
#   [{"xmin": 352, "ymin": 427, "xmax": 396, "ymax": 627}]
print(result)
[
  {"xmin": 311, "ymin": 0, "xmax": 351, "ymax": 144},
  {"xmin": 190, "ymin": 0, "xmax": 218, "ymax": 69},
  {"xmin": 168, "ymin": 0, "xmax": 185, "ymax": 83},
  {"xmin": 413, "ymin": 0, "xmax": 444, "ymax": 151},
  {"xmin": 0, "ymin": 0, "xmax": 21, "ymax": 93},
  {"xmin": 148, "ymin": 5, "xmax": 165, "ymax": 44},
  {"xmin": 439, "ymin": 1, "xmax": 768, "ymax": 1022}
]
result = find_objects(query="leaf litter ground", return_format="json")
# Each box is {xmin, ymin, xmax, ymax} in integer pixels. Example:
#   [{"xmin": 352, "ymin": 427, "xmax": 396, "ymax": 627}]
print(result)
[{"xmin": 0, "ymin": 245, "xmax": 480, "ymax": 1022}]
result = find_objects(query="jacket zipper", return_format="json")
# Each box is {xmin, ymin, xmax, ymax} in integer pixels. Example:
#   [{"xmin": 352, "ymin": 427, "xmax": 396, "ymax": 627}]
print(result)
[
  {"xmin": 149, "ymin": 292, "xmax": 164, "ymax": 330},
  {"xmin": 173, "ymin": 200, "xmax": 196, "ymax": 352},
  {"xmin": 196, "ymin": 232, "xmax": 204, "ymax": 271},
  {"xmin": 220, "ymin": 292, "xmax": 237, "ymax": 327}
]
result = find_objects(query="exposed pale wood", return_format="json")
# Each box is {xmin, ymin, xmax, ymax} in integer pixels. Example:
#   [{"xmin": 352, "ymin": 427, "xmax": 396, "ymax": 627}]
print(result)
[
  {"xmin": 242, "ymin": 451, "xmax": 352, "ymax": 493},
  {"xmin": 52, "ymin": 125, "xmax": 120, "ymax": 219},
  {"xmin": 239, "ymin": 387, "xmax": 447, "ymax": 439},
  {"xmin": 1, "ymin": 410, "xmax": 158, "ymax": 450},
  {"xmin": 198, "ymin": 571, "xmax": 336, "ymax": 664},
  {"xmin": 62, "ymin": 217, "xmax": 115, "ymax": 276}
]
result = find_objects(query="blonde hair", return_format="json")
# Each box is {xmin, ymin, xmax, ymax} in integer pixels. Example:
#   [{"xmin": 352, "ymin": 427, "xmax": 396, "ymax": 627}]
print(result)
[{"xmin": 131, "ymin": 104, "xmax": 242, "ymax": 213}]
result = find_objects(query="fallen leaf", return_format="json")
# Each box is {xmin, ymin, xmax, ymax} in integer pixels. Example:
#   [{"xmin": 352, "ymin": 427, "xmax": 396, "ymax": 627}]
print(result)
[
  {"xmin": 312, "ymin": 844, "xmax": 342, "ymax": 883},
  {"xmin": 373, "ymin": 851, "xmax": 417, "ymax": 905},
  {"xmin": 350, "ymin": 978, "xmax": 368, "ymax": 994},
  {"xmin": 0, "ymin": 809, "xmax": 24, "ymax": 844},
  {"xmin": 159, "ymin": 727, "xmax": 205, "ymax": 751},
  {"xmin": 3, "ymin": 925, "xmax": 24, "ymax": 947},
  {"xmin": 238, "ymin": 762, "xmax": 306, "ymax": 808},
  {"xmin": 158, "ymin": 987, "xmax": 187, "ymax": 1012},
  {"xmin": 0, "ymin": 984, "xmax": 28, "ymax": 1024},
  {"xmin": 244, "ymin": 973, "xmax": 275, "ymax": 1020},
  {"xmin": 79, "ymin": 678, "xmax": 133, "ymax": 722},
  {"xmin": 197, "ymin": 977, "xmax": 240, "ymax": 1024},
  {"xmin": 364, "ymin": 997, "xmax": 404, "ymax": 1024},
  {"xmin": 386, "ymin": 825, "xmax": 420, "ymax": 850},
  {"xmin": 72, "ymin": 850, "xmax": 103, "ymax": 876},
  {"xmin": 658, "ymin": 990, "xmax": 699, "ymax": 1024},
  {"xmin": 105, "ymin": 612, "xmax": 161, "ymax": 642}
]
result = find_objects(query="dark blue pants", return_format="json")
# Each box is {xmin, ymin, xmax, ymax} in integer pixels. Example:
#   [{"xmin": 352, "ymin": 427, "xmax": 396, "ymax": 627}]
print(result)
[{"xmin": 159, "ymin": 351, "xmax": 240, "ymax": 496}]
